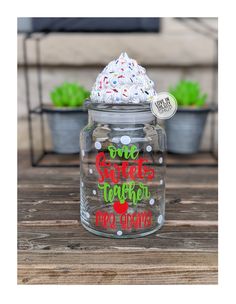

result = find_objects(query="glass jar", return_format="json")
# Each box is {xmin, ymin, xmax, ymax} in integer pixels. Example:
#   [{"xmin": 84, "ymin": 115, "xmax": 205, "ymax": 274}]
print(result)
[{"xmin": 80, "ymin": 104, "xmax": 166, "ymax": 238}]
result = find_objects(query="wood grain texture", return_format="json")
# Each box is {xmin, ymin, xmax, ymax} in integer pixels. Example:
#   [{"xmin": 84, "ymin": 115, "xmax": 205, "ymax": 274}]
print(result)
[{"xmin": 17, "ymin": 151, "xmax": 218, "ymax": 284}]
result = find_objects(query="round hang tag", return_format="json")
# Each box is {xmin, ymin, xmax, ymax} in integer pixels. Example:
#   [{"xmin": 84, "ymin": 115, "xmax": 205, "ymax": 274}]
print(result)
[{"xmin": 150, "ymin": 92, "xmax": 178, "ymax": 120}]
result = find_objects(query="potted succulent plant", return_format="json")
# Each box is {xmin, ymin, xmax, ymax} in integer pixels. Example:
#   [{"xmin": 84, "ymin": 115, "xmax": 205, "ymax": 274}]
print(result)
[
  {"xmin": 165, "ymin": 80, "xmax": 210, "ymax": 154},
  {"xmin": 45, "ymin": 82, "xmax": 90, "ymax": 154}
]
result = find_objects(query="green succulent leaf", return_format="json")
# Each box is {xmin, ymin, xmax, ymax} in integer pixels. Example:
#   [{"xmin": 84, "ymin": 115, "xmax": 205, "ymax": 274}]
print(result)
[
  {"xmin": 50, "ymin": 82, "xmax": 90, "ymax": 108},
  {"xmin": 169, "ymin": 80, "xmax": 207, "ymax": 108}
]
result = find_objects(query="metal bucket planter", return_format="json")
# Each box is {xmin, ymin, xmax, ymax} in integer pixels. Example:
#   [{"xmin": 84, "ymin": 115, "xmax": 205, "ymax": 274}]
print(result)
[
  {"xmin": 45, "ymin": 107, "xmax": 88, "ymax": 154},
  {"xmin": 165, "ymin": 107, "xmax": 210, "ymax": 154}
]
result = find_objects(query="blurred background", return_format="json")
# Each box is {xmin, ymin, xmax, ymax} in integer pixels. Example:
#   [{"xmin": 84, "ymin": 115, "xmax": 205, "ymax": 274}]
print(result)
[{"xmin": 17, "ymin": 17, "xmax": 218, "ymax": 166}]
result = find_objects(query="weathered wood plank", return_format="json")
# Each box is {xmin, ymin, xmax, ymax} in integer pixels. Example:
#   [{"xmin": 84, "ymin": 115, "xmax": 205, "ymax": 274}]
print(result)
[
  {"xmin": 18, "ymin": 250, "xmax": 217, "ymax": 265},
  {"xmin": 18, "ymin": 263, "xmax": 217, "ymax": 284},
  {"xmin": 18, "ymin": 199, "xmax": 217, "ymax": 222},
  {"xmin": 18, "ymin": 223, "xmax": 217, "ymax": 251},
  {"xmin": 18, "ymin": 166, "xmax": 217, "ymax": 184},
  {"xmin": 18, "ymin": 187, "xmax": 218, "ymax": 203},
  {"xmin": 18, "ymin": 219, "xmax": 218, "ymax": 228},
  {"xmin": 18, "ymin": 250, "xmax": 217, "ymax": 284}
]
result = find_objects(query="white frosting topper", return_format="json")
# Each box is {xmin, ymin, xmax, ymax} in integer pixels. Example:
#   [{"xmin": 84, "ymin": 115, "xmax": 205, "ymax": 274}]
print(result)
[{"xmin": 90, "ymin": 52, "xmax": 157, "ymax": 104}]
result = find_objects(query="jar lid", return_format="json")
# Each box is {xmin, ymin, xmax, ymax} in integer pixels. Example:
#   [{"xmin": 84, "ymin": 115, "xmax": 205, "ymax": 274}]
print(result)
[{"xmin": 89, "ymin": 106, "xmax": 155, "ymax": 124}]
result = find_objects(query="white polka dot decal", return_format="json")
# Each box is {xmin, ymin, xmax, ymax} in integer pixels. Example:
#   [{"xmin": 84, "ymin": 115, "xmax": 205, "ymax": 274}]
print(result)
[
  {"xmin": 146, "ymin": 145, "xmax": 152, "ymax": 152},
  {"xmin": 149, "ymin": 198, "xmax": 155, "ymax": 205},
  {"xmin": 89, "ymin": 168, "xmax": 93, "ymax": 174},
  {"xmin": 95, "ymin": 141, "xmax": 102, "ymax": 150},
  {"xmin": 120, "ymin": 135, "xmax": 131, "ymax": 145},
  {"xmin": 92, "ymin": 189, "xmax": 97, "ymax": 195},
  {"xmin": 157, "ymin": 215, "xmax": 163, "ymax": 224},
  {"xmin": 117, "ymin": 230, "xmax": 123, "ymax": 236},
  {"xmin": 81, "ymin": 181, "xmax": 84, "ymax": 187},
  {"xmin": 159, "ymin": 157, "xmax": 163, "ymax": 164},
  {"xmin": 160, "ymin": 179, "xmax": 163, "ymax": 185},
  {"xmin": 81, "ymin": 150, "xmax": 85, "ymax": 157}
]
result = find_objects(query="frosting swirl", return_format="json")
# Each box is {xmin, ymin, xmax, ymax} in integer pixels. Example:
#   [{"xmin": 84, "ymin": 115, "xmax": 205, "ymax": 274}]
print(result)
[{"xmin": 90, "ymin": 52, "xmax": 157, "ymax": 104}]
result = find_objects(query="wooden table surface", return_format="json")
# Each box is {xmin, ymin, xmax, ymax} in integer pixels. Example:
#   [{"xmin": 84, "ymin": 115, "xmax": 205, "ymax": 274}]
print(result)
[{"xmin": 18, "ymin": 151, "xmax": 218, "ymax": 284}]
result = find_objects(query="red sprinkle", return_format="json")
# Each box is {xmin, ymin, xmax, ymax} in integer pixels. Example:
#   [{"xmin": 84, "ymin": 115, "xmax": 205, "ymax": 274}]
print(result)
[{"xmin": 118, "ymin": 75, "xmax": 125, "ymax": 78}]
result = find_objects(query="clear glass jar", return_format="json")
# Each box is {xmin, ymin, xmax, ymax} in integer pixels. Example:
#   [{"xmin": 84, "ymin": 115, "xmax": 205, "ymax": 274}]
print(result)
[{"xmin": 80, "ymin": 104, "xmax": 166, "ymax": 238}]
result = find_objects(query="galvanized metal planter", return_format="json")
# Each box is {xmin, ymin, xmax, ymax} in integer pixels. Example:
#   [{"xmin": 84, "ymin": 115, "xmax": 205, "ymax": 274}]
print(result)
[
  {"xmin": 46, "ymin": 107, "xmax": 88, "ymax": 154},
  {"xmin": 165, "ymin": 107, "xmax": 210, "ymax": 154}
]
